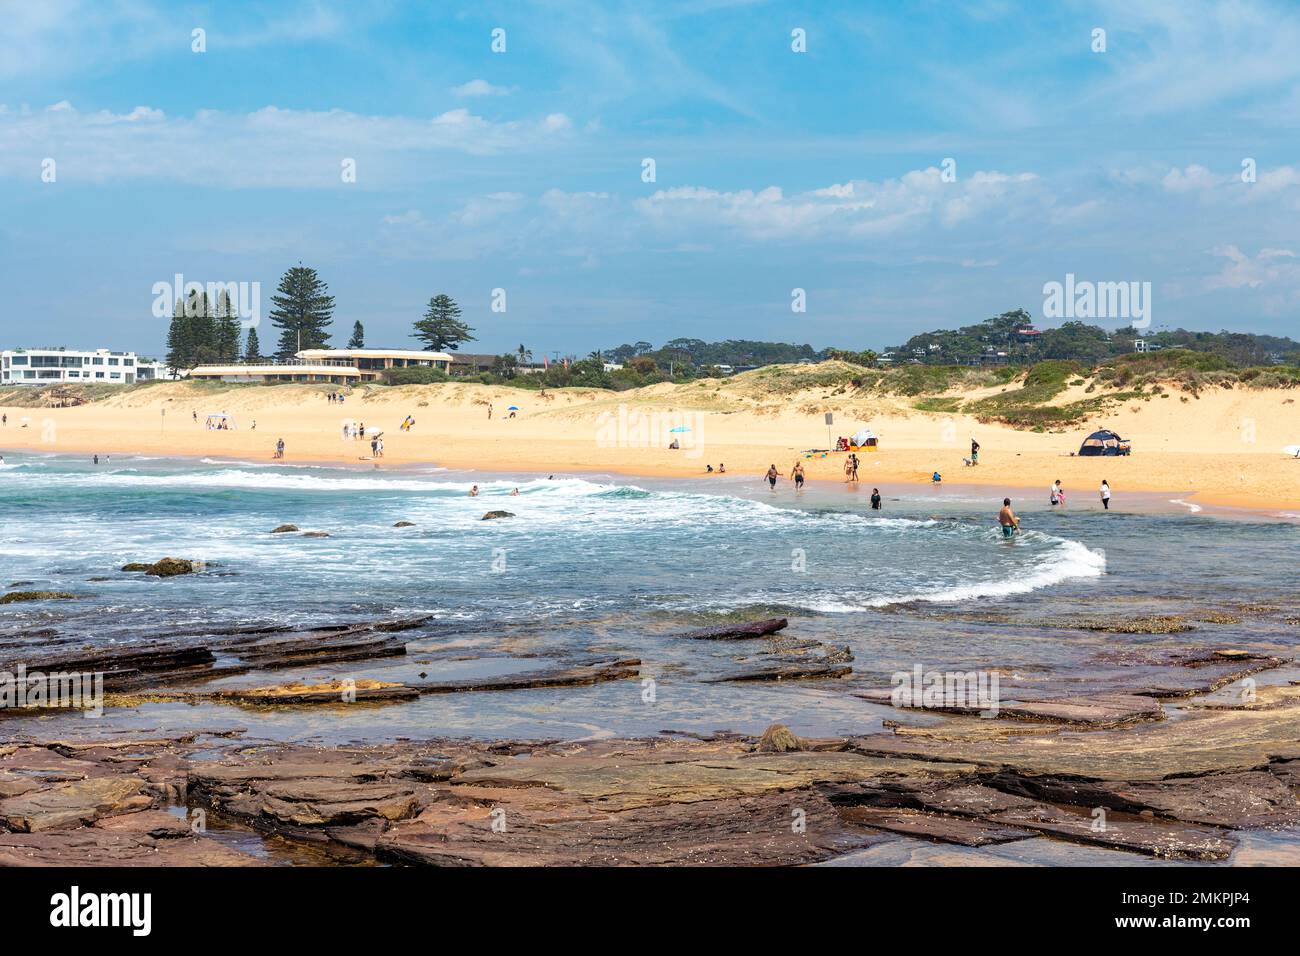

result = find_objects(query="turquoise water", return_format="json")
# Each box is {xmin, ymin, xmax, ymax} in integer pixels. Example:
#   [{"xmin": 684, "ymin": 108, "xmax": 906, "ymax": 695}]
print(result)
[{"xmin": 2, "ymin": 453, "xmax": 1298, "ymax": 745}]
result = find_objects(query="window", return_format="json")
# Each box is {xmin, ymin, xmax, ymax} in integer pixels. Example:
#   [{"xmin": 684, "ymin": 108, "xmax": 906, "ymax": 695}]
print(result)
[
  {"xmin": 108, "ymin": 358, "xmax": 119, "ymax": 366},
  {"xmin": 93, "ymin": 357, "xmax": 104, "ymax": 365},
  {"xmin": 12, "ymin": 355, "xmax": 28, "ymax": 365},
  {"xmin": 95, "ymin": 372, "xmax": 104, "ymax": 378}
]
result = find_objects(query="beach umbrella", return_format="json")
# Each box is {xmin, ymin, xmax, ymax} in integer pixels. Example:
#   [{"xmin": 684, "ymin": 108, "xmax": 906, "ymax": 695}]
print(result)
[
  {"xmin": 669, "ymin": 426, "xmax": 691, "ymax": 433},
  {"xmin": 507, "ymin": 406, "xmax": 519, "ymax": 411}
]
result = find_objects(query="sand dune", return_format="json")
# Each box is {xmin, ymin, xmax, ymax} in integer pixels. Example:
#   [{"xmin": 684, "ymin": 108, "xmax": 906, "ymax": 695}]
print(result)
[{"xmin": 3, "ymin": 373, "xmax": 1299, "ymax": 510}]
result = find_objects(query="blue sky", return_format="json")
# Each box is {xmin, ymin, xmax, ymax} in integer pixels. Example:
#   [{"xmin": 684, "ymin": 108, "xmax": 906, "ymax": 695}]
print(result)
[{"xmin": 2, "ymin": 0, "xmax": 1299, "ymax": 358}]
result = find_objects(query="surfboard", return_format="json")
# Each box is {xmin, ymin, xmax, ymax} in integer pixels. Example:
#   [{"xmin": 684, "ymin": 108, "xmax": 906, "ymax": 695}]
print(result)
[{"xmin": 1285, "ymin": 445, "xmax": 1300, "ymax": 457}]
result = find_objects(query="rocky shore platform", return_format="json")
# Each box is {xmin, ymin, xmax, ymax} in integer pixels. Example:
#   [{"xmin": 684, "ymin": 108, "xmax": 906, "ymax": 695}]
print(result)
[{"xmin": 2, "ymin": 611, "xmax": 1299, "ymax": 866}]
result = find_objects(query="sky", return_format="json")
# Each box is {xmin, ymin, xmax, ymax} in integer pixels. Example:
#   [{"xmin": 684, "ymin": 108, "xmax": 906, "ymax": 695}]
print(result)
[{"xmin": 2, "ymin": 0, "xmax": 1299, "ymax": 358}]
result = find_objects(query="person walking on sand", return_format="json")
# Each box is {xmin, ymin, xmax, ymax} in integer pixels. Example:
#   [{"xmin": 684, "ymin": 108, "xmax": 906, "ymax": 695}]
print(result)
[
  {"xmin": 970, "ymin": 438, "xmax": 980, "ymax": 465},
  {"xmin": 1100, "ymin": 479, "xmax": 1111, "ymax": 510},
  {"xmin": 274, "ymin": 438, "xmax": 285, "ymax": 460},
  {"xmin": 998, "ymin": 498, "xmax": 1021, "ymax": 538},
  {"xmin": 871, "ymin": 488, "xmax": 882, "ymax": 510},
  {"xmin": 370, "ymin": 436, "xmax": 378, "ymax": 457},
  {"xmin": 792, "ymin": 461, "xmax": 806, "ymax": 490},
  {"xmin": 488, "ymin": 404, "xmax": 493, "ymax": 420},
  {"xmin": 764, "ymin": 464, "xmax": 782, "ymax": 490}
]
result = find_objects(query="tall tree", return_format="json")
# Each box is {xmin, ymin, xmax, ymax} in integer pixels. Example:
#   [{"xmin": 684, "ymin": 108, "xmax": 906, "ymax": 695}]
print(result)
[
  {"xmin": 517, "ymin": 343, "xmax": 532, "ymax": 366},
  {"xmin": 269, "ymin": 265, "xmax": 335, "ymax": 359},
  {"xmin": 413, "ymin": 294, "xmax": 475, "ymax": 351},
  {"xmin": 165, "ymin": 297, "xmax": 188, "ymax": 373},
  {"xmin": 244, "ymin": 327, "xmax": 264, "ymax": 363},
  {"xmin": 185, "ymin": 290, "xmax": 220, "ymax": 366},
  {"xmin": 348, "ymin": 320, "xmax": 365, "ymax": 349},
  {"xmin": 215, "ymin": 290, "xmax": 242, "ymax": 362}
]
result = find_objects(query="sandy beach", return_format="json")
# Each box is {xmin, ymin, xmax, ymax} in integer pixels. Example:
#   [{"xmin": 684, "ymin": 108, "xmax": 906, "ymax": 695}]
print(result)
[{"xmin": 3, "ymin": 375, "xmax": 1298, "ymax": 511}]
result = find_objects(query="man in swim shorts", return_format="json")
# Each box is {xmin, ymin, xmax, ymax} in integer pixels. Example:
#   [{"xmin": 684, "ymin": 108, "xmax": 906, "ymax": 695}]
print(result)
[
  {"xmin": 998, "ymin": 498, "xmax": 1020, "ymax": 538},
  {"xmin": 765, "ymin": 464, "xmax": 781, "ymax": 489},
  {"xmin": 792, "ymin": 462, "xmax": 805, "ymax": 489}
]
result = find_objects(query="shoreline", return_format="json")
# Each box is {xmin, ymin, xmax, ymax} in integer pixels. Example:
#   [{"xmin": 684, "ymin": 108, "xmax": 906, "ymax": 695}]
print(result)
[
  {"xmin": 4, "ymin": 377, "xmax": 1299, "ymax": 514},
  {"xmin": 3, "ymin": 441, "xmax": 1294, "ymax": 522}
]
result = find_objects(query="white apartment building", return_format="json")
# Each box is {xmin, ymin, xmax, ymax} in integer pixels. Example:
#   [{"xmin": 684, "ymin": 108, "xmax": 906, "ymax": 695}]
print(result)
[{"xmin": 1, "ymin": 348, "xmax": 138, "ymax": 386}]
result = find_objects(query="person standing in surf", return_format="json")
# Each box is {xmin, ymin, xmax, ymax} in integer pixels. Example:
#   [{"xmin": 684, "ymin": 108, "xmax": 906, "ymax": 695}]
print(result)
[
  {"xmin": 998, "ymin": 498, "xmax": 1020, "ymax": 538},
  {"xmin": 1100, "ymin": 479, "xmax": 1111, "ymax": 510},
  {"xmin": 1050, "ymin": 480, "xmax": 1064, "ymax": 506},
  {"xmin": 870, "ymin": 488, "xmax": 882, "ymax": 510},
  {"xmin": 791, "ymin": 462, "xmax": 806, "ymax": 490},
  {"xmin": 764, "ymin": 464, "xmax": 782, "ymax": 490}
]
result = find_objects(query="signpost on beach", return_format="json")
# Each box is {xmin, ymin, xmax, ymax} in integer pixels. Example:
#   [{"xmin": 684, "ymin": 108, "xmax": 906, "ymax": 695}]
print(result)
[{"xmin": 825, "ymin": 411, "xmax": 833, "ymax": 451}]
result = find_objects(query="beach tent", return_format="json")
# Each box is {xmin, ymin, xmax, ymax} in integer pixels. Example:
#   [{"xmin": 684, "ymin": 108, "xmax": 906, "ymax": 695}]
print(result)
[
  {"xmin": 850, "ymin": 427, "xmax": 878, "ymax": 450},
  {"xmin": 205, "ymin": 413, "xmax": 235, "ymax": 430},
  {"xmin": 1078, "ymin": 429, "xmax": 1129, "ymax": 456}
]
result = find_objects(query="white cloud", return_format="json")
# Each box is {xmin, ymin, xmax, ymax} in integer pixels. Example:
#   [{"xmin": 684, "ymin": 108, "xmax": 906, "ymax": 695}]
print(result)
[
  {"xmin": 634, "ymin": 167, "xmax": 1039, "ymax": 242},
  {"xmin": 1204, "ymin": 244, "xmax": 1300, "ymax": 290},
  {"xmin": 0, "ymin": 102, "xmax": 578, "ymax": 185},
  {"xmin": 452, "ymin": 79, "xmax": 513, "ymax": 97}
]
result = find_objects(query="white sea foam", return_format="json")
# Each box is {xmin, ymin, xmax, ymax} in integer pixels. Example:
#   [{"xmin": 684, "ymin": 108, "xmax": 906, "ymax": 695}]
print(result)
[
  {"xmin": 1170, "ymin": 499, "xmax": 1203, "ymax": 513},
  {"xmin": 694, "ymin": 530, "xmax": 1106, "ymax": 613}
]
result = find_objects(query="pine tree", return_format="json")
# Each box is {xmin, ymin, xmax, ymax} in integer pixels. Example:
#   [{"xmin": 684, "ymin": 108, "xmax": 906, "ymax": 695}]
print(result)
[
  {"xmin": 413, "ymin": 294, "xmax": 475, "ymax": 351},
  {"xmin": 269, "ymin": 265, "xmax": 335, "ymax": 359},
  {"xmin": 165, "ymin": 298, "xmax": 188, "ymax": 373},
  {"xmin": 215, "ymin": 290, "xmax": 242, "ymax": 362},
  {"xmin": 348, "ymin": 320, "xmax": 365, "ymax": 349},
  {"xmin": 245, "ymin": 327, "xmax": 264, "ymax": 363},
  {"xmin": 186, "ymin": 290, "xmax": 220, "ymax": 366}
]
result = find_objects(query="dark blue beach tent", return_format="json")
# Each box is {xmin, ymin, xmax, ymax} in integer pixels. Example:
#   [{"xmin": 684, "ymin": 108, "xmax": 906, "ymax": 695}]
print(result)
[{"xmin": 1078, "ymin": 429, "xmax": 1130, "ymax": 456}]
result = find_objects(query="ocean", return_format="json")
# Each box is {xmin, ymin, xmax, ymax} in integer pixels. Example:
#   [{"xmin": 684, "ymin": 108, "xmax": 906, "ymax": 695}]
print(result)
[{"xmin": 2, "ymin": 453, "xmax": 1298, "ymax": 746}]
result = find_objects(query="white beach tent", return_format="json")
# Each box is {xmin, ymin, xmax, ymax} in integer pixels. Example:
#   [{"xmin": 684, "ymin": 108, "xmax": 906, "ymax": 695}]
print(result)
[
  {"xmin": 851, "ymin": 428, "xmax": 876, "ymax": 446},
  {"xmin": 205, "ymin": 413, "xmax": 236, "ymax": 429}
]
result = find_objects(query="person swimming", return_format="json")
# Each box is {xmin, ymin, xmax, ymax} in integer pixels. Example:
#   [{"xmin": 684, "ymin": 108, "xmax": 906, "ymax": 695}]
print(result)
[
  {"xmin": 998, "ymin": 497, "xmax": 1020, "ymax": 538},
  {"xmin": 764, "ymin": 464, "xmax": 781, "ymax": 489},
  {"xmin": 468, "ymin": 485, "xmax": 479, "ymax": 497}
]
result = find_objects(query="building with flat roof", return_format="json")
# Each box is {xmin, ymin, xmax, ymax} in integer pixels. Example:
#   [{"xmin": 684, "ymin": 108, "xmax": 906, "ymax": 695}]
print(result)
[
  {"xmin": 188, "ymin": 359, "xmax": 361, "ymax": 384},
  {"xmin": 1, "ymin": 348, "xmax": 137, "ymax": 386},
  {"xmin": 187, "ymin": 348, "xmax": 453, "ymax": 385},
  {"xmin": 295, "ymin": 348, "xmax": 453, "ymax": 380}
]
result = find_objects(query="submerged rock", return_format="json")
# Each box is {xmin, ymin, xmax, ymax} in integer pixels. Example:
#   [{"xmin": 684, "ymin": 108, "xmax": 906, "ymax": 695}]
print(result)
[
  {"xmin": 301, "ymin": 531, "xmax": 331, "ymax": 538},
  {"xmin": 393, "ymin": 521, "xmax": 415, "ymax": 528},
  {"xmin": 0, "ymin": 591, "xmax": 76, "ymax": 605},
  {"xmin": 270, "ymin": 524, "xmax": 299, "ymax": 534},
  {"xmin": 121, "ymin": 558, "xmax": 197, "ymax": 577},
  {"xmin": 481, "ymin": 511, "xmax": 515, "ymax": 520}
]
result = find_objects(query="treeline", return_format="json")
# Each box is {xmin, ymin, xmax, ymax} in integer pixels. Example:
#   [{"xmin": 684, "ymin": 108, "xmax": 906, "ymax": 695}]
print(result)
[
  {"xmin": 886, "ymin": 309, "xmax": 1300, "ymax": 367},
  {"xmin": 164, "ymin": 290, "xmax": 259, "ymax": 371},
  {"xmin": 602, "ymin": 338, "xmax": 823, "ymax": 368},
  {"xmin": 165, "ymin": 264, "xmax": 479, "ymax": 372}
]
